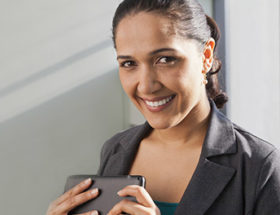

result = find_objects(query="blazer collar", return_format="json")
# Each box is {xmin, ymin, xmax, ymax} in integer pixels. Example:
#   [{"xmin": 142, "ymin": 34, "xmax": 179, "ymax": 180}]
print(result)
[
  {"xmin": 201, "ymin": 99, "xmax": 236, "ymax": 157},
  {"xmin": 174, "ymin": 99, "xmax": 237, "ymax": 214}
]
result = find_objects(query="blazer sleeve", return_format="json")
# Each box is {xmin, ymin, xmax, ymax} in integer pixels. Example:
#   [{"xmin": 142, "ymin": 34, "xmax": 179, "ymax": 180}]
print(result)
[
  {"xmin": 96, "ymin": 138, "xmax": 113, "ymax": 176},
  {"xmin": 252, "ymin": 148, "xmax": 280, "ymax": 214}
]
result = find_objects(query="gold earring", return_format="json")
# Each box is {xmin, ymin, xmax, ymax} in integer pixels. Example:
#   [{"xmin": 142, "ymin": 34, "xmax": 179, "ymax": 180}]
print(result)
[{"xmin": 202, "ymin": 70, "xmax": 208, "ymax": 85}]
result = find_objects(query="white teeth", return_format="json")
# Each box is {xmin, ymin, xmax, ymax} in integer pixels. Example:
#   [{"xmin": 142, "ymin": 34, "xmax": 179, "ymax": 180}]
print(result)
[{"xmin": 145, "ymin": 96, "xmax": 174, "ymax": 107}]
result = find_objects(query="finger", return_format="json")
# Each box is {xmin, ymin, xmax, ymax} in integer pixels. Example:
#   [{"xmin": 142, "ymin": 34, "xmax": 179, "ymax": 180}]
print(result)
[
  {"xmin": 73, "ymin": 209, "xmax": 99, "ymax": 215},
  {"xmin": 117, "ymin": 185, "xmax": 155, "ymax": 207},
  {"xmin": 54, "ymin": 178, "xmax": 93, "ymax": 206},
  {"xmin": 108, "ymin": 199, "xmax": 151, "ymax": 215},
  {"xmin": 57, "ymin": 187, "xmax": 99, "ymax": 214}
]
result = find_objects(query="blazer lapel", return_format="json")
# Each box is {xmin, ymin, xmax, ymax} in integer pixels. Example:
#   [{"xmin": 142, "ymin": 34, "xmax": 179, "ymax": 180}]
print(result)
[
  {"xmin": 102, "ymin": 151, "xmax": 127, "ymax": 176},
  {"xmin": 174, "ymin": 158, "xmax": 235, "ymax": 215},
  {"xmin": 175, "ymin": 100, "xmax": 237, "ymax": 214}
]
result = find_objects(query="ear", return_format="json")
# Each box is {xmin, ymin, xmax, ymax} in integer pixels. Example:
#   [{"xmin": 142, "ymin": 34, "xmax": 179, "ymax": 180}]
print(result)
[{"xmin": 202, "ymin": 38, "xmax": 215, "ymax": 72}]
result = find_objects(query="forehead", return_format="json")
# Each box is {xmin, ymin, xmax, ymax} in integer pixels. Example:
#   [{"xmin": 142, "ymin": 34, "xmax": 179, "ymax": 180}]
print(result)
[{"xmin": 115, "ymin": 12, "xmax": 178, "ymax": 53}]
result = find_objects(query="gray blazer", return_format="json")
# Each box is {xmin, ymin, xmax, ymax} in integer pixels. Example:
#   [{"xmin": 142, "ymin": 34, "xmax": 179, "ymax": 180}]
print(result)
[{"xmin": 97, "ymin": 100, "xmax": 280, "ymax": 214}]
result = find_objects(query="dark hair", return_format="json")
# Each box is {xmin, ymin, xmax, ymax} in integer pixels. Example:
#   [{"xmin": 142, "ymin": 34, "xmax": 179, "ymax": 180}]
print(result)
[{"xmin": 112, "ymin": 0, "xmax": 228, "ymax": 108}]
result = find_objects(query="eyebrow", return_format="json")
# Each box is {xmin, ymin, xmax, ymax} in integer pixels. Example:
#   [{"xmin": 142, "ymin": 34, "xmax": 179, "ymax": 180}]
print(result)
[
  {"xmin": 116, "ymin": 48, "xmax": 177, "ymax": 60},
  {"xmin": 150, "ymin": 48, "xmax": 177, "ymax": 55}
]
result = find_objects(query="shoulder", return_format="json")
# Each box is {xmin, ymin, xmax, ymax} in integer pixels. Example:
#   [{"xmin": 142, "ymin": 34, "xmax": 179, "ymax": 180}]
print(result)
[
  {"xmin": 209, "ymin": 107, "xmax": 280, "ymax": 183},
  {"xmin": 212, "ymin": 117, "xmax": 280, "ymax": 211},
  {"xmin": 231, "ymin": 124, "xmax": 280, "ymax": 212},
  {"xmin": 232, "ymin": 122, "xmax": 278, "ymax": 161},
  {"xmin": 229, "ymin": 122, "xmax": 280, "ymax": 197},
  {"xmin": 100, "ymin": 124, "xmax": 145, "ymax": 156}
]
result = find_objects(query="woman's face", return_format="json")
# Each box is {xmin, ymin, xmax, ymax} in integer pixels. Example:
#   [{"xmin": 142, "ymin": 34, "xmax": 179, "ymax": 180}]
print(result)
[{"xmin": 115, "ymin": 12, "xmax": 208, "ymax": 129}]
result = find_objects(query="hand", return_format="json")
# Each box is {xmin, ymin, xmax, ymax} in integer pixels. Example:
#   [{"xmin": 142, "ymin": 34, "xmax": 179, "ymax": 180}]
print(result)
[
  {"xmin": 107, "ymin": 185, "xmax": 161, "ymax": 215},
  {"xmin": 46, "ymin": 178, "xmax": 99, "ymax": 215}
]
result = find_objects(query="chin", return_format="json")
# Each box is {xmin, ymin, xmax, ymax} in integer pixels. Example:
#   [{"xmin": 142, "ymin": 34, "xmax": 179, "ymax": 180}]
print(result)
[{"xmin": 146, "ymin": 118, "xmax": 175, "ymax": 130}]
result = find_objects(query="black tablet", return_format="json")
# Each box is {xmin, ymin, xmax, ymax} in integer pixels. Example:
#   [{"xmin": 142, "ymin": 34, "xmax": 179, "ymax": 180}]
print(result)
[{"xmin": 64, "ymin": 175, "xmax": 146, "ymax": 215}]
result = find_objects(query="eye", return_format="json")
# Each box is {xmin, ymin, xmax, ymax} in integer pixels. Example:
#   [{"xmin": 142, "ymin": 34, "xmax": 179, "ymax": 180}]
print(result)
[
  {"xmin": 156, "ymin": 56, "xmax": 177, "ymax": 65},
  {"xmin": 120, "ymin": 61, "xmax": 137, "ymax": 68}
]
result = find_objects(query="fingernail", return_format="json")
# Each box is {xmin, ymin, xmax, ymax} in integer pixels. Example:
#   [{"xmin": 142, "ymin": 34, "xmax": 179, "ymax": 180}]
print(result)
[
  {"xmin": 117, "ymin": 190, "xmax": 123, "ymax": 195},
  {"xmin": 91, "ymin": 188, "xmax": 98, "ymax": 194},
  {"xmin": 84, "ymin": 178, "xmax": 92, "ymax": 184},
  {"xmin": 91, "ymin": 210, "xmax": 98, "ymax": 215}
]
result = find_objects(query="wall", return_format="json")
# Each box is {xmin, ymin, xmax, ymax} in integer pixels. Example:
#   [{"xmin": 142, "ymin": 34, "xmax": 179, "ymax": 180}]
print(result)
[
  {"xmin": 225, "ymin": 0, "xmax": 280, "ymax": 146},
  {"xmin": 0, "ymin": 1, "xmax": 123, "ymax": 215}
]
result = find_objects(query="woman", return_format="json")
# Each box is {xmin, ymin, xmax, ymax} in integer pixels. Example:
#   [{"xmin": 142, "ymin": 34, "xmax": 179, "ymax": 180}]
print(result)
[{"xmin": 47, "ymin": 0, "xmax": 280, "ymax": 214}]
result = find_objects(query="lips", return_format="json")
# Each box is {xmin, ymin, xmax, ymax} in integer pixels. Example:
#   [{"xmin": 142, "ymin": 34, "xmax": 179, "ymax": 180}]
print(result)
[
  {"xmin": 144, "ymin": 95, "xmax": 174, "ymax": 107},
  {"xmin": 139, "ymin": 94, "xmax": 176, "ymax": 112}
]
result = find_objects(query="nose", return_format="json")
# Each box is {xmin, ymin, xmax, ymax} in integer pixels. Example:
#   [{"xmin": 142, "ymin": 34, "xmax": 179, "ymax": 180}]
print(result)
[{"xmin": 137, "ymin": 65, "xmax": 162, "ymax": 94}]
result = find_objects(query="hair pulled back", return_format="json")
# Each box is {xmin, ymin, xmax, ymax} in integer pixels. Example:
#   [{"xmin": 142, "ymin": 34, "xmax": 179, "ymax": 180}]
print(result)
[{"xmin": 112, "ymin": 0, "xmax": 228, "ymax": 108}]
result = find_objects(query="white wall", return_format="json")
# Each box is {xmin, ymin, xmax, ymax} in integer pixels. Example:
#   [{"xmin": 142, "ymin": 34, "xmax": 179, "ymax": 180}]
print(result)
[
  {"xmin": 225, "ymin": 0, "xmax": 280, "ymax": 146},
  {"xmin": 0, "ymin": 0, "xmax": 121, "ymax": 122},
  {"xmin": 0, "ymin": 1, "xmax": 124, "ymax": 215}
]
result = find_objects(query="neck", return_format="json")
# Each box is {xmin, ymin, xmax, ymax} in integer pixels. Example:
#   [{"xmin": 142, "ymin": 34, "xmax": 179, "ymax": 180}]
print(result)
[{"xmin": 151, "ymin": 98, "xmax": 211, "ymax": 148}]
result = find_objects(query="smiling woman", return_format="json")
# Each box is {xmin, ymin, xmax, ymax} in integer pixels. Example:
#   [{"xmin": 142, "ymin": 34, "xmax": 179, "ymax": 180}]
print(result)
[
  {"xmin": 46, "ymin": 0, "xmax": 280, "ymax": 215},
  {"xmin": 116, "ymin": 11, "xmax": 214, "ymax": 130}
]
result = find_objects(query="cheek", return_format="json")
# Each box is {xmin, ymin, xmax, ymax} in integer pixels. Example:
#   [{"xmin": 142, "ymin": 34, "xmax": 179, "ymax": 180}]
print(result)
[
  {"xmin": 176, "ymin": 60, "xmax": 202, "ymax": 85},
  {"xmin": 168, "ymin": 63, "xmax": 202, "ymax": 98},
  {"xmin": 169, "ymin": 68, "xmax": 193, "ymax": 91},
  {"xmin": 119, "ymin": 71, "xmax": 136, "ymax": 98}
]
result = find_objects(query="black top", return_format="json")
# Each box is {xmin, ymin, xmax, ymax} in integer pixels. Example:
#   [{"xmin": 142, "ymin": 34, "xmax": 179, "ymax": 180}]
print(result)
[{"xmin": 97, "ymin": 99, "xmax": 280, "ymax": 214}]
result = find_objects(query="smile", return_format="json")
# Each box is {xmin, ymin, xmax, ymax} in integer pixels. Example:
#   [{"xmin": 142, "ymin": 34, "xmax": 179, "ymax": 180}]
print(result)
[
  {"xmin": 144, "ymin": 95, "xmax": 174, "ymax": 107},
  {"xmin": 141, "ymin": 94, "xmax": 176, "ymax": 112}
]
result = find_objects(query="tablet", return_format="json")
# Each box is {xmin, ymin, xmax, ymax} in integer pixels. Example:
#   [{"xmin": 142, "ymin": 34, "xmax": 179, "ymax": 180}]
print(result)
[{"xmin": 64, "ymin": 175, "xmax": 146, "ymax": 215}]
